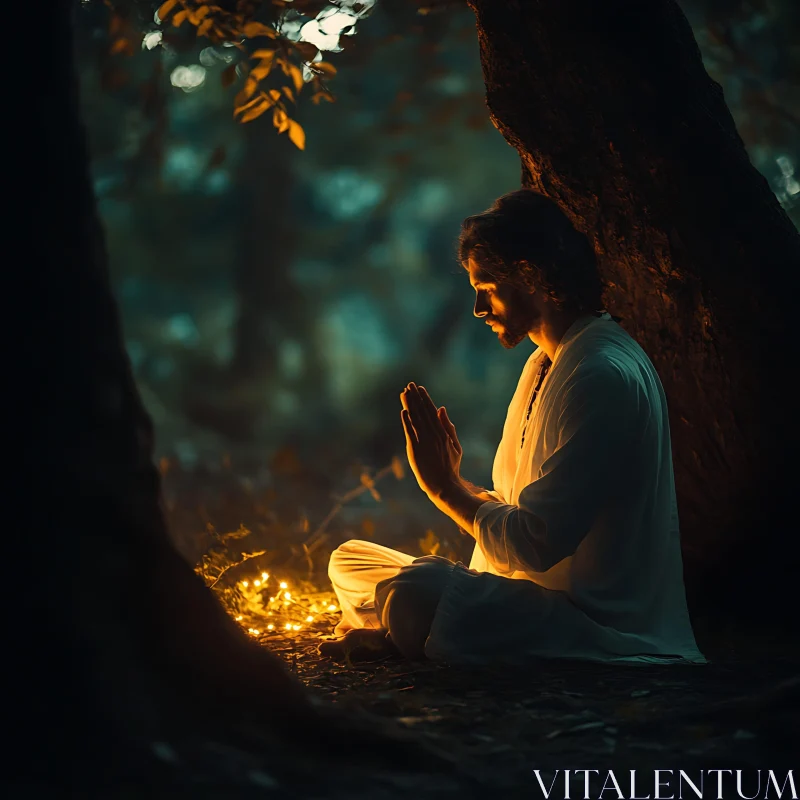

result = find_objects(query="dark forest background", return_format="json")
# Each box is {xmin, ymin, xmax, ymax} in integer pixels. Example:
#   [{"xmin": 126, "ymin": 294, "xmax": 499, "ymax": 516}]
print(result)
[{"xmin": 74, "ymin": 0, "xmax": 800, "ymax": 576}]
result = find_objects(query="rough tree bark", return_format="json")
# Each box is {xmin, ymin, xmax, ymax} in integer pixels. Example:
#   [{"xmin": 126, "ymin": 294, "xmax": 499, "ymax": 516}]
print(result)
[
  {"xmin": 468, "ymin": 0, "xmax": 800, "ymax": 619},
  {"xmin": 13, "ymin": 1, "xmax": 424, "ymax": 787}
]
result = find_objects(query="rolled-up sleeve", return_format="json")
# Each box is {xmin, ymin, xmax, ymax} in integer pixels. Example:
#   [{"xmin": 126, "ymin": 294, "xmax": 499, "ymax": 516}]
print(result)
[{"xmin": 473, "ymin": 366, "xmax": 642, "ymax": 574}]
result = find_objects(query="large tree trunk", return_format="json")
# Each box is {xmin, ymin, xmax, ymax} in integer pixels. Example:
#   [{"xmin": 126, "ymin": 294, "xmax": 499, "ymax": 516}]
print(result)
[
  {"xmin": 14, "ymin": 1, "xmax": 428, "ymax": 787},
  {"xmin": 468, "ymin": 0, "xmax": 800, "ymax": 621}
]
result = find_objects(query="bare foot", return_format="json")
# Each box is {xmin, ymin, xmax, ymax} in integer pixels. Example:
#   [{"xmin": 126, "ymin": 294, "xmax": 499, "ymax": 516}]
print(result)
[{"xmin": 317, "ymin": 628, "xmax": 401, "ymax": 663}]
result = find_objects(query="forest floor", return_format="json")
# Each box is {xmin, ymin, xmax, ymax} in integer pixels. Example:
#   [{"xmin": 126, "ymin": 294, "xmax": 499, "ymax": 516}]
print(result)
[
  {"xmin": 160, "ymin": 467, "xmax": 798, "ymax": 796},
  {"xmin": 261, "ymin": 625, "xmax": 799, "ymax": 792}
]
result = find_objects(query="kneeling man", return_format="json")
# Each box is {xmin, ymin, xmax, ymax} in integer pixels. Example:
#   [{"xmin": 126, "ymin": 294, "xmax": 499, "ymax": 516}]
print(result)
[{"xmin": 324, "ymin": 189, "xmax": 705, "ymax": 666}]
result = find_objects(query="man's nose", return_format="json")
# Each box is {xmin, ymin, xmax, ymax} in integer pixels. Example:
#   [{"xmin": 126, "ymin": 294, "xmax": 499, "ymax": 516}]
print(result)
[{"xmin": 473, "ymin": 293, "xmax": 489, "ymax": 318}]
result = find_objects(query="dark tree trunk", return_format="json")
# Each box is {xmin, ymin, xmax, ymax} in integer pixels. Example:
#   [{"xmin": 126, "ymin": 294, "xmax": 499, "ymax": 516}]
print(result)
[
  {"xmin": 468, "ymin": 0, "xmax": 800, "ymax": 621},
  {"xmin": 14, "ymin": 1, "xmax": 421, "ymax": 787}
]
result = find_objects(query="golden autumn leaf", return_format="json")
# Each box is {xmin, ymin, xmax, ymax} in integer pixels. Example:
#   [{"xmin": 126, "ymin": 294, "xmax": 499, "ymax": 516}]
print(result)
[
  {"xmin": 235, "ymin": 94, "xmax": 265, "ymax": 111},
  {"xmin": 273, "ymin": 107, "xmax": 289, "ymax": 133},
  {"xmin": 250, "ymin": 52, "xmax": 275, "ymax": 81},
  {"xmin": 249, "ymin": 65, "xmax": 270, "ymax": 82},
  {"xmin": 288, "ymin": 63, "xmax": 304, "ymax": 92},
  {"xmin": 238, "ymin": 98, "xmax": 271, "ymax": 123},
  {"xmin": 156, "ymin": 0, "xmax": 178, "ymax": 21},
  {"xmin": 197, "ymin": 18, "xmax": 214, "ymax": 37},
  {"xmin": 172, "ymin": 9, "xmax": 188, "ymax": 26},
  {"xmin": 235, "ymin": 93, "xmax": 272, "ymax": 118},
  {"xmin": 312, "ymin": 61, "xmax": 337, "ymax": 77},
  {"xmin": 194, "ymin": 5, "xmax": 210, "ymax": 20},
  {"xmin": 234, "ymin": 76, "xmax": 259, "ymax": 106},
  {"xmin": 242, "ymin": 21, "xmax": 277, "ymax": 39},
  {"xmin": 281, "ymin": 85, "xmax": 295, "ymax": 103}
]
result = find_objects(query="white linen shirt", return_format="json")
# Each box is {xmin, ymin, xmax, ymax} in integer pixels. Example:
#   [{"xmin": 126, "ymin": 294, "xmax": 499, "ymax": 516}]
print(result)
[{"xmin": 425, "ymin": 314, "xmax": 706, "ymax": 665}]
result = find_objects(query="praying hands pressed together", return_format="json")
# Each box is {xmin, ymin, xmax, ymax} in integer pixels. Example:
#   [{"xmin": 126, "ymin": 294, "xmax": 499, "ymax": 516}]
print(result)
[{"xmin": 399, "ymin": 383, "xmax": 485, "ymax": 536}]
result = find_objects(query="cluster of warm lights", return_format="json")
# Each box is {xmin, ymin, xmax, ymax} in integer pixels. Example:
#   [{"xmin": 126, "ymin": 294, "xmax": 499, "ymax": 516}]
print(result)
[{"xmin": 232, "ymin": 571, "xmax": 339, "ymax": 638}]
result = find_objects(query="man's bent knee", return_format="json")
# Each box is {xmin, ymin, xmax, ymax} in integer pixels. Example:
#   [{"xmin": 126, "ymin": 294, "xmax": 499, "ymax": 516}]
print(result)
[
  {"xmin": 328, "ymin": 539, "xmax": 372, "ymax": 582},
  {"xmin": 375, "ymin": 560, "xmax": 453, "ymax": 660}
]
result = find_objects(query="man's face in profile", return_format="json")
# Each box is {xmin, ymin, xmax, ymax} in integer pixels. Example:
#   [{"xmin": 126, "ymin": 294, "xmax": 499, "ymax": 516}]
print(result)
[{"xmin": 467, "ymin": 256, "xmax": 539, "ymax": 349}]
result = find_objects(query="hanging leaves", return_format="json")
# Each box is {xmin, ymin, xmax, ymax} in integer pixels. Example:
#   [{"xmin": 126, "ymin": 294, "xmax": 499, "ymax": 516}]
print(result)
[
  {"xmin": 235, "ymin": 94, "xmax": 274, "ymax": 122},
  {"xmin": 156, "ymin": 0, "xmax": 178, "ymax": 22},
  {"xmin": 279, "ymin": 59, "xmax": 305, "ymax": 93},
  {"xmin": 235, "ymin": 76, "xmax": 259, "ymax": 107},
  {"xmin": 273, "ymin": 107, "xmax": 289, "ymax": 133},
  {"xmin": 132, "ymin": 0, "xmax": 359, "ymax": 150},
  {"xmin": 250, "ymin": 50, "xmax": 276, "ymax": 81},
  {"xmin": 311, "ymin": 61, "xmax": 337, "ymax": 78},
  {"xmin": 238, "ymin": 98, "xmax": 271, "ymax": 123},
  {"xmin": 242, "ymin": 21, "xmax": 278, "ymax": 40},
  {"xmin": 289, "ymin": 122, "xmax": 305, "ymax": 150}
]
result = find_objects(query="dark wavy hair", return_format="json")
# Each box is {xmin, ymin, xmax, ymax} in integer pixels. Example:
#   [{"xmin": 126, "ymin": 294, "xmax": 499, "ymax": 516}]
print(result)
[{"xmin": 458, "ymin": 190, "xmax": 604, "ymax": 313}]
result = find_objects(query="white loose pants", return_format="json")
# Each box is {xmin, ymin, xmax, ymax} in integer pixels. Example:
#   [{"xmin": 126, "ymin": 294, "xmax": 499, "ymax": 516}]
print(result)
[{"xmin": 327, "ymin": 539, "xmax": 456, "ymax": 659}]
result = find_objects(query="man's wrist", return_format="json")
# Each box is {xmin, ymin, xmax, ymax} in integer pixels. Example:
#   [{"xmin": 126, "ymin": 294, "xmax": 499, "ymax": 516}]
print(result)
[
  {"xmin": 432, "ymin": 477, "xmax": 466, "ymax": 506},
  {"xmin": 429, "ymin": 478, "xmax": 484, "ymax": 537}
]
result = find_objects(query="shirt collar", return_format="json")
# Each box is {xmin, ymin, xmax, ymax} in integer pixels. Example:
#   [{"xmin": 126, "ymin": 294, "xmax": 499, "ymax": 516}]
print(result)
[{"xmin": 552, "ymin": 311, "xmax": 611, "ymax": 365}]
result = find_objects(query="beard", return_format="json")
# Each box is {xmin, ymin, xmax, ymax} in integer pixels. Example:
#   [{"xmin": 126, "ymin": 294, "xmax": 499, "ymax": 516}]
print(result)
[
  {"xmin": 496, "ymin": 320, "xmax": 529, "ymax": 349},
  {"xmin": 490, "ymin": 294, "xmax": 540, "ymax": 349}
]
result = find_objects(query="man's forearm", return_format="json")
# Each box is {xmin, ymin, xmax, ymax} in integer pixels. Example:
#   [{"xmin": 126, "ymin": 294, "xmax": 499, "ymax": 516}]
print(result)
[
  {"xmin": 460, "ymin": 478, "xmax": 497, "ymax": 504},
  {"xmin": 429, "ymin": 479, "xmax": 488, "ymax": 538}
]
